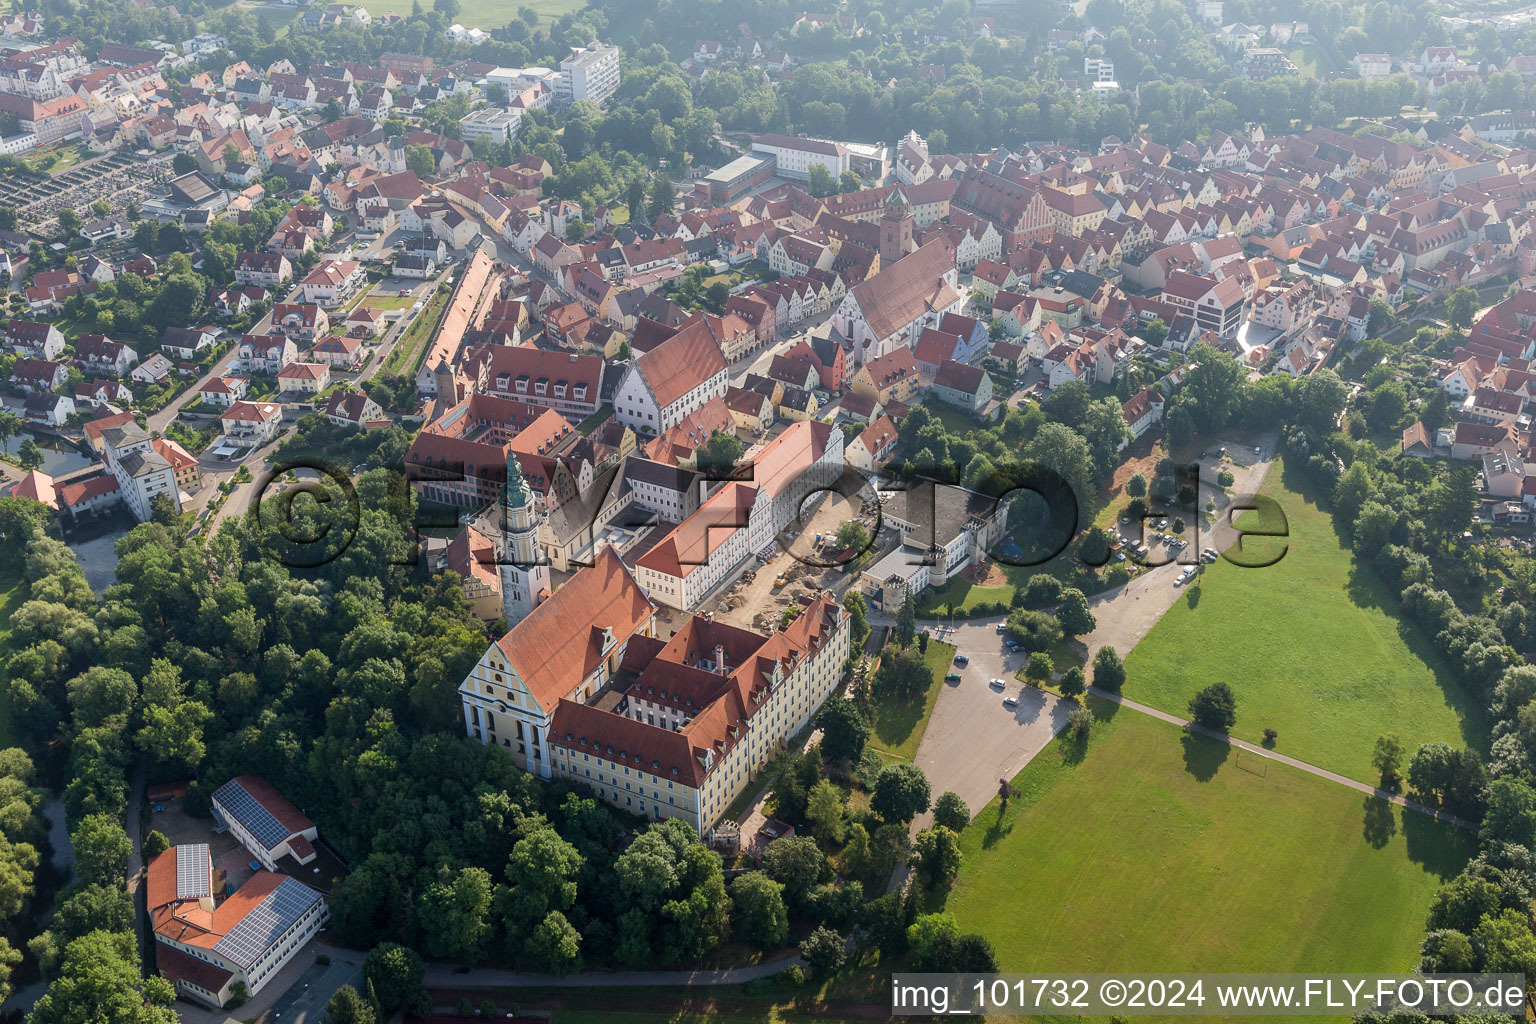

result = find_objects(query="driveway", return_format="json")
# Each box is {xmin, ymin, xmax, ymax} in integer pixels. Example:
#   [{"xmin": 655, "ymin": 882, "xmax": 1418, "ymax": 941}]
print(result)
[{"xmin": 173, "ymin": 946, "xmax": 362, "ymax": 1024}]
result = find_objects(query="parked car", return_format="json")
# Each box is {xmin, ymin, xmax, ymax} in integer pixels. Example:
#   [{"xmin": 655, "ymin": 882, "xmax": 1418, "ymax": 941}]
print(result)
[
  {"xmin": 1003, "ymin": 694, "xmax": 1019, "ymax": 708},
  {"xmin": 944, "ymin": 672, "xmax": 962, "ymax": 683},
  {"xmin": 989, "ymin": 677, "xmax": 1004, "ymax": 689},
  {"xmin": 954, "ymin": 654, "xmax": 969, "ymax": 666}
]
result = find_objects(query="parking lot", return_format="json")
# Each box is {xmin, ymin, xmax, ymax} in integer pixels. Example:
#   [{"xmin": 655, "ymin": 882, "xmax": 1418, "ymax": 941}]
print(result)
[{"xmin": 911, "ymin": 616, "xmax": 1074, "ymax": 830}]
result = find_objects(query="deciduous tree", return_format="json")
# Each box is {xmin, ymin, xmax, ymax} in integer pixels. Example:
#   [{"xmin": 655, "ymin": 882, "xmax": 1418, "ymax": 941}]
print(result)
[{"xmin": 872, "ymin": 762, "xmax": 931, "ymax": 825}]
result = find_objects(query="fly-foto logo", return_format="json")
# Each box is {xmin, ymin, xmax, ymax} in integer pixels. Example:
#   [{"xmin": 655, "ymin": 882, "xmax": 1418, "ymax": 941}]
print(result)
[{"xmin": 245, "ymin": 456, "xmax": 1290, "ymax": 571}]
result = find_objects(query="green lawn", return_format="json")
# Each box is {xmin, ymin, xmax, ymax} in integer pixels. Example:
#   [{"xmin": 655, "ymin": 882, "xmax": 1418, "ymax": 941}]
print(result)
[
  {"xmin": 914, "ymin": 576, "xmax": 1012, "ymax": 615},
  {"xmin": 1122, "ymin": 458, "xmax": 1486, "ymax": 784},
  {"xmin": 946, "ymin": 703, "xmax": 1472, "ymax": 975},
  {"xmin": 248, "ymin": 4, "xmax": 299, "ymax": 32},
  {"xmin": 382, "ymin": 289, "xmax": 450, "ymax": 377},
  {"xmin": 869, "ymin": 640, "xmax": 955, "ymax": 761},
  {"xmin": 26, "ymin": 142, "xmax": 84, "ymax": 173},
  {"xmin": 1288, "ymin": 45, "xmax": 1323, "ymax": 78},
  {"xmin": 0, "ymin": 569, "xmax": 26, "ymax": 747}
]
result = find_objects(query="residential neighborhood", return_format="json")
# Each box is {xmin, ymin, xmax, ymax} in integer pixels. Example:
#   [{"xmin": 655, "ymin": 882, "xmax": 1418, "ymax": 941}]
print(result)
[{"xmin": 7, "ymin": 0, "xmax": 1536, "ymax": 1022}]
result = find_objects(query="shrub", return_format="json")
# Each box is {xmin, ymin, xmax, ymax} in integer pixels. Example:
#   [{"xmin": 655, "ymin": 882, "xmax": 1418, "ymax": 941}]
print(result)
[
  {"xmin": 1021, "ymin": 574, "xmax": 1062, "ymax": 608},
  {"xmin": 1006, "ymin": 609, "xmax": 1062, "ymax": 652},
  {"xmin": 141, "ymin": 830, "xmax": 169, "ymax": 859}
]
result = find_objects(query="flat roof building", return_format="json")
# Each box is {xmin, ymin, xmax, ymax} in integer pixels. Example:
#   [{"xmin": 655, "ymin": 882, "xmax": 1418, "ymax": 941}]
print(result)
[
  {"xmin": 705, "ymin": 153, "xmax": 777, "ymax": 204},
  {"xmin": 459, "ymin": 106, "xmax": 522, "ymax": 144},
  {"xmin": 557, "ymin": 42, "xmax": 620, "ymax": 105}
]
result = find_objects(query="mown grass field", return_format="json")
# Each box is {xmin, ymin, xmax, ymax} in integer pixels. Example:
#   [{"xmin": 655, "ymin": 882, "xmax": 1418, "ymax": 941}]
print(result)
[
  {"xmin": 869, "ymin": 640, "xmax": 955, "ymax": 762},
  {"xmin": 1122, "ymin": 458, "xmax": 1486, "ymax": 784},
  {"xmin": 945, "ymin": 702, "xmax": 1471, "ymax": 976}
]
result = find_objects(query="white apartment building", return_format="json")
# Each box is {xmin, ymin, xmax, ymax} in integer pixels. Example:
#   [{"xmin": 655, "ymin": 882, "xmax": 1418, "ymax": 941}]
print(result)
[
  {"xmin": 610, "ymin": 318, "xmax": 729, "ymax": 433},
  {"xmin": 859, "ymin": 480, "xmax": 1011, "ymax": 614},
  {"xmin": 210, "ymin": 775, "xmax": 320, "ymax": 871},
  {"xmin": 546, "ymin": 593, "xmax": 849, "ymax": 834},
  {"xmin": 460, "ymin": 546, "xmax": 658, "ymax": 776},
  {"xmin": 299, "ymin": 259, "xmax": 365, "ymax": 307},
  {"xmin": 100, "ymin": 420, "xmax": 181, "ymax": 522},
  {"xmin": 459, "ymin": 106, "xmax": 522, "ymax": 143},
  {"xmin": 556, "ymin": 43, "xmax": 620, "ymax": 104},
  {"xmin": 219, "ymin": 400, "xmax": 284, "ymax": 447}
]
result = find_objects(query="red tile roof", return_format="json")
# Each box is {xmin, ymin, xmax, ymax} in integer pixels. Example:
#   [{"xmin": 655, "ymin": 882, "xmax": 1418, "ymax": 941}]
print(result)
[{"xmin": 493, "ymin": 547, "xmax": 655, "ymax": 713}]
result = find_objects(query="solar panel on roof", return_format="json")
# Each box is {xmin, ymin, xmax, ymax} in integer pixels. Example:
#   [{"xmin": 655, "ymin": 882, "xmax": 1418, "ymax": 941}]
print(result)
[
  {"xmin": 176, "ymin": 844, "xmax": 212, "ymax": 900},
  {"xmin": 212, "ymin": 779, "xmax": 291, "ymax": 851},
  {"xmin": 214, "ymin": 878, "xmax": 322, "ymax": 969}
]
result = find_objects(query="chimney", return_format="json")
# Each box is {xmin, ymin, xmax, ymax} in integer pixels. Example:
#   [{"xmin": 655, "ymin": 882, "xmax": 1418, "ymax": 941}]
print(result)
[{"xmin": 714, "ymin": 643, "xmax": 727, "ymax": 674}]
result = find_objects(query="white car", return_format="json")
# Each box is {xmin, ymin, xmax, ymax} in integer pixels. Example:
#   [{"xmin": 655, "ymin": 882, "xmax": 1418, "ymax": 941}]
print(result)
[
  {"xmin": 1003, "ymin": 694, "xmax": 1019, "ymax": 708},
  {"xmin": 989, "ymin": 677, "xmax": 1005, "ymax": 690}
]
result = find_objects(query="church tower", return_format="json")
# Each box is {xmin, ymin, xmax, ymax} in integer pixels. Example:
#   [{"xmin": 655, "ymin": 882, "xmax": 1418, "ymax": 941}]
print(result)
[
  {"xmin": 500, "ymin": 450, "xmax": 549, "ymax": 626},
  {"xmin": 879, "ymin": 184, "xmax": 915, "ymax": 263}
]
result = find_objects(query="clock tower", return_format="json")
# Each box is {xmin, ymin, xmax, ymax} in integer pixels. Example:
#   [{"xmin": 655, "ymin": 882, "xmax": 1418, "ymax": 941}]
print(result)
[{"xmin": 500, "ymin": 450, "xmax": 549, "ymax": 626}]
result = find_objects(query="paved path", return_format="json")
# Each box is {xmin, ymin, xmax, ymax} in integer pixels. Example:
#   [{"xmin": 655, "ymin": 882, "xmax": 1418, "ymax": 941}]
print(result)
[
  {"xmin": 423, "ymin": 955, "xmax": 801, "ymax": 990},
  {"xmin": 1087, "ymin": 686, "xmax": 1473, "ymax": 830}
]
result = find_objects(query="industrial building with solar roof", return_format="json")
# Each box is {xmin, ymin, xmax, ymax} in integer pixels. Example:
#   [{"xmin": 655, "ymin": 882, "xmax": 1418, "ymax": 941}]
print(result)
[
  {"xmin": 211, "ymin": 774, "xmax": 320, "ymax": 871},
  {"xmin": 147, "ymin": 842, "xmax": 328, "ymax": 1008}
]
